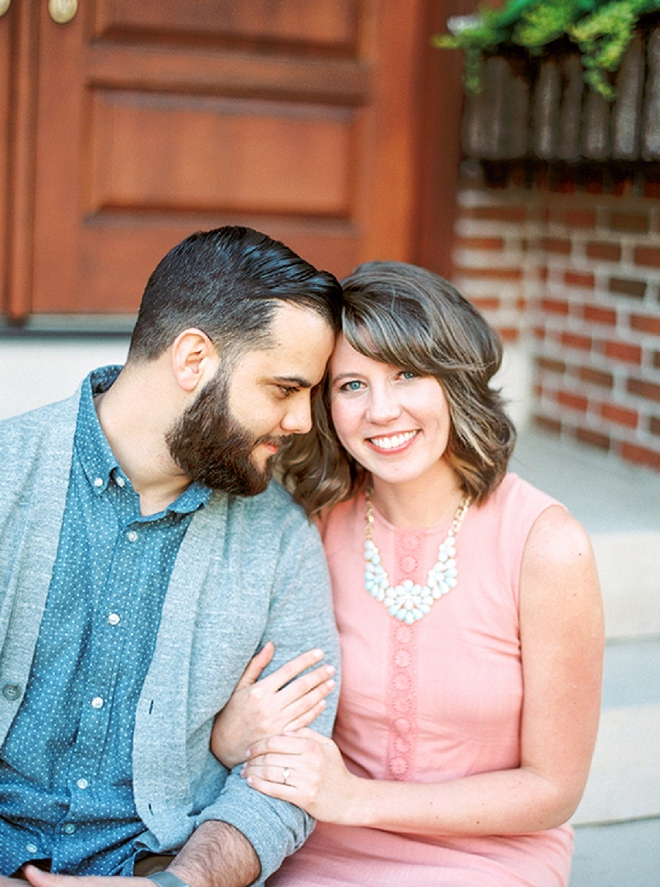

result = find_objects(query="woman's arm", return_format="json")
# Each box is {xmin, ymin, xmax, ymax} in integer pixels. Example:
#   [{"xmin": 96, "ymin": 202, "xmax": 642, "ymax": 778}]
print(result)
[
  {"xmin": 242, "ymin": 505, "xmax": 605, "ymax": 835},
  {"xmin": 211, "ymin": 641, "xmax": 336, "ymax": 768}
]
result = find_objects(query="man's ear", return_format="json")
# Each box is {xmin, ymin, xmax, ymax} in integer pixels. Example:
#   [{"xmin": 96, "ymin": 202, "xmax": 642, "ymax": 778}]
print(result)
[{"xmin": 170, "ymin": 328, "xmax": 220, "ymax": 393}]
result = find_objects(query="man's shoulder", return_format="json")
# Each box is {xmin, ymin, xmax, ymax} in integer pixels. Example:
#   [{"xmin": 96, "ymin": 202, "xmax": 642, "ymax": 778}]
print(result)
[
  {"xmin": 0, "ymin": 393, "xmax": 81, "ymax": 479},
  {"xmin": 221, "ymin": 480, "xmax": 313, "ymax": 538},
  {"xmin": 0, "ymin": 391, "xmax": 80, "ymax": 437},
  {"xmin": 227, "ymin": 479, "xmax": 304, "ymax": 517}
]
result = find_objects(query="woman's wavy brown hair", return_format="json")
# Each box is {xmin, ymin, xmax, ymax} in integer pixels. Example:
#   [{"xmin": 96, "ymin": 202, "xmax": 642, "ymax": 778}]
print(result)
[{"xmin": 277, "ymin": 261, "xmax": 516, "ymax": 518}]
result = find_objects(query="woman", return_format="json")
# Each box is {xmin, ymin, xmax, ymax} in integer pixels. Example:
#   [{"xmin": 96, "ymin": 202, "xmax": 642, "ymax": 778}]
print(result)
[{"xmin": 212, "ymin": 262, "xmax": 604, "ymax": 886}]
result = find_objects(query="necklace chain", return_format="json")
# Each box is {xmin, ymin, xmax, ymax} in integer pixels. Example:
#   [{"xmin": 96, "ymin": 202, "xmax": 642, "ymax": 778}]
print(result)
[{"xmin": 364, "ymin": 488, "xmax": 471, "ymax": 624}]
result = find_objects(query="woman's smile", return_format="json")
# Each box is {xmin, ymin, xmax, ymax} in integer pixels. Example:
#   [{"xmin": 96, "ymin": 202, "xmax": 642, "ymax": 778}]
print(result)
[{"xmin": 366, "ymin": 430, "xmax": 419, "ymax": 452}]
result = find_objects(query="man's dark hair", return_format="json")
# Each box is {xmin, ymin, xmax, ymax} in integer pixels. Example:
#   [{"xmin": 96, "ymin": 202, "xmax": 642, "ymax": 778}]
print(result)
[{"xmin": 127, "ymin": 226, "xmax": 342, "ymax": 362}]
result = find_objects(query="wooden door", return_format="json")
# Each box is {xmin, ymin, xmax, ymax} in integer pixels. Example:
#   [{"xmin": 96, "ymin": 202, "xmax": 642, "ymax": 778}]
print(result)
[
  {"xmin": 2, "ymin": 0, "xmax": 464, "ymax": 321},
  {"xmin": 0, "ymin": 1, "xmax": 10, "ymax": 312}
]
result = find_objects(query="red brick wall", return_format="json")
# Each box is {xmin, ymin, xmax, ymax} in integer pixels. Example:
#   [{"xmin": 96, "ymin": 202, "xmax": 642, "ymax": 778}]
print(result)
[{"xmin": 452, "ymin": 173, "xmax": 660, "ymax": 471}]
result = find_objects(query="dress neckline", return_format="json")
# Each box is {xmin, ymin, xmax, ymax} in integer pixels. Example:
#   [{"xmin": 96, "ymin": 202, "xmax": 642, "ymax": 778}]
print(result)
[{"xmin": 360, "ymin": 488, "xmax": 463, "ymax": 538}]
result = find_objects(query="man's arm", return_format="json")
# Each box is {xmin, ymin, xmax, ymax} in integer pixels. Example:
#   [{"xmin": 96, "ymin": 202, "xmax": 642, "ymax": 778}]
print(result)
[
  {"xmin": 19, "ymin": 821, "xmax": 259, "ymax": 887},
  {"xmin": 167, "ymin": 821, "xmax": 259, "ymax": 887}
]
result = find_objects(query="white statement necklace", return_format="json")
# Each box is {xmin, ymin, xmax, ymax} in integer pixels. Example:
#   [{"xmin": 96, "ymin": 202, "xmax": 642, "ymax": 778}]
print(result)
[{"xmin": 364, "ymin": 487, "xmax": 471, "ymax": 624}]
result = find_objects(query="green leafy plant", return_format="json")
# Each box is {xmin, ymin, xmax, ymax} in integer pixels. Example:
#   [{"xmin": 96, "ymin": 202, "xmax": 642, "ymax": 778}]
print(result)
[{"xmin": 434, "ymin": 0, "xmax": 660, "ymax": 99}]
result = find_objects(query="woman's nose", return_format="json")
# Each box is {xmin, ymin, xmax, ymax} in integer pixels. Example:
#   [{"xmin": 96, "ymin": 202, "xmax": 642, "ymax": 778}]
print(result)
[{"xmin": 365, "ymin": 386, "xmax": 401, "ymax": 424}]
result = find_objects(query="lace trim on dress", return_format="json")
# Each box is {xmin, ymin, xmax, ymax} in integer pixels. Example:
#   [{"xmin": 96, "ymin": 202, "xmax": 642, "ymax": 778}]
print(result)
[{"xmin": 385, "ymin": 528, "xmax": 422, "ymax": 781}]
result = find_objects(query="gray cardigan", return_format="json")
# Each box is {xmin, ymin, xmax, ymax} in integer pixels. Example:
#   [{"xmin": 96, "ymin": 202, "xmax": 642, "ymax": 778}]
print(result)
[{"xmin": 0, "ymin": 389, "xmax": 340, "ymax": 884}]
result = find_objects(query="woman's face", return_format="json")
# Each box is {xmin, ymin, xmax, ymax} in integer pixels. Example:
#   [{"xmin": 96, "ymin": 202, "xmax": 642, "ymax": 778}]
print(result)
[{"xmin": 329, "ymin": 334, "xmax": 453, "ymax": 490}]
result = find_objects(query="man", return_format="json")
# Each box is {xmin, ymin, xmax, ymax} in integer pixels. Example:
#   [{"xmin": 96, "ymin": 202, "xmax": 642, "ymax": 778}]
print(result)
[{"xmin": 0, "ymin": 227, "xmax": 343, "ymax": 887}]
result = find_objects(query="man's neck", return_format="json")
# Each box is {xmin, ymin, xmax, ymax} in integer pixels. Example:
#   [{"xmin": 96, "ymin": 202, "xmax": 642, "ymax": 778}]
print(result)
[{"xmin": 94, "ymin": 365, "xmax": 193, "ymax": 516}]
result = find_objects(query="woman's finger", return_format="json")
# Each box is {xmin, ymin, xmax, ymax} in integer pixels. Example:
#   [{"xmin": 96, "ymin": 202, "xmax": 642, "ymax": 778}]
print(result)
[
  {"xmin": 283, "ymin": 697, "xmax": 328, "ymax": 733},
  {"xmin": 234, "ymin": 641, "xmax": 275, "ymax": 688},
  {"xmin": 244, "ymin": 771, "xmax": 295, "ymax": 802},
  {"xmin": 277, "ymin": 663, "xmax": 335, "ymax": 709},
  {"xmin": 281, "ymin": 680, "xmax": 334, "ymax": 730},
  {"xmin": 247, "ymin": 730, "xmax": 313, "ymax": 763},
  {"xmin": 259, "ymin": 647, "xmax": 327, "ymax": 693},
  {"xmin": 244, "ymin": 758, "xmax": 299, "ymax": 784}
]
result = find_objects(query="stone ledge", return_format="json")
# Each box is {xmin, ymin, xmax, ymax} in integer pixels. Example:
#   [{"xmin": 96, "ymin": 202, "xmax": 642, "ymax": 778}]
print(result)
[
  {"xmin": 573, "ymin": 704, "xmax": 660, "ymax": 825},
  {"xmin": 591, "ymin": 532, "xmax": 660, "ymax": 639}
]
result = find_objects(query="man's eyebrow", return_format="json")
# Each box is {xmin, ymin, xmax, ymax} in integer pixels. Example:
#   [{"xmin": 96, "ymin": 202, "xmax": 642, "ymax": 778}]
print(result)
[{"xmin": 273, "ymin": 375, "xmax": 313, "ymax": 388}]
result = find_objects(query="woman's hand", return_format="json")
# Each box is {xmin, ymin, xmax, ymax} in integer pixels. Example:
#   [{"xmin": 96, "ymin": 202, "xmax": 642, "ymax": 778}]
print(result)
[
  {"xmin": 241, "ymin": 727, "xmax": 360, "ymax": 823},
  {"xmin": 211, "ymin": 643, "xmax": 336, "ymax": 768}
]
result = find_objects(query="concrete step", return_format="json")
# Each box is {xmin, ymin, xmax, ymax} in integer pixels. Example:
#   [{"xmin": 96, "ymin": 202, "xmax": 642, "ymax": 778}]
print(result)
[
  {"xmin": 570, "ymin": 817, "xmax": 660, "ymax": 887},
  {"xmin": 0, "ymin": 338, "xmax": 130, "ymax": 422},
  {"xmin": 569, "ymin": 631, "xmax": 660, "ymax": 885},
  {"xmin": 573, "ymin": 636, "xmax": 660, "ymax": 826}
]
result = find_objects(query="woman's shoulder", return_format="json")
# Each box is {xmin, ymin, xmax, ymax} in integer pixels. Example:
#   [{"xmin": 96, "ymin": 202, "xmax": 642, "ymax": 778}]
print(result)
[
  {"xmin": 522, "ymin": 497, "xmax": 593, "ymax": 575},
  {"xmin": 484, "ymin": 472, "xmax": 563, "ymax": 518},
  {"xmin": 469, "ymin": 473, "xmax": 567, "ymax": 562},
  {"xmin": 490, "ymin": 474, "xmax": 594, "ymax": 578}
]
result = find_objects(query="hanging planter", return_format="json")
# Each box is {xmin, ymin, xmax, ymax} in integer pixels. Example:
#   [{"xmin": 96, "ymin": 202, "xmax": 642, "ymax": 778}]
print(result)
[
  {"xmin": 434, "ymin": 1, "xmax": 660, "ymax": 163},
  {"xmin": 435, "ymin": 0, "xmax": 660, "ymax": 100}
]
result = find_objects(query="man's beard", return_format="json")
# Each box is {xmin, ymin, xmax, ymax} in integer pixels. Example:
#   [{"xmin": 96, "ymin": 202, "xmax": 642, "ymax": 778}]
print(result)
[{"xmin": 166, "ymin": 370, "xmax": 285, "ymax": 496}]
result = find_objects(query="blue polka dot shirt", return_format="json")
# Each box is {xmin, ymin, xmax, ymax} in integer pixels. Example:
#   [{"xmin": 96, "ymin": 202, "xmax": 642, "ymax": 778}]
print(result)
[{"xmin": 0, "ymin": 366, "xmax": 211, "ymax": 875}]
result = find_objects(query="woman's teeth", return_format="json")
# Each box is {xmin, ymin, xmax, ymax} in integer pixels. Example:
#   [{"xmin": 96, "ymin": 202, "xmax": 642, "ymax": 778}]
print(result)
[{"xmin": 369, "ymin": 431, "xmax": 417, "ymax": 450}]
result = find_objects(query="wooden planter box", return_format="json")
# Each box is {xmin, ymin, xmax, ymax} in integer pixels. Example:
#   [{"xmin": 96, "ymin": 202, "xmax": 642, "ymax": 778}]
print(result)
[{"xmin": 462, "ymin": 19, "xmax": 660, "ymax": 164}]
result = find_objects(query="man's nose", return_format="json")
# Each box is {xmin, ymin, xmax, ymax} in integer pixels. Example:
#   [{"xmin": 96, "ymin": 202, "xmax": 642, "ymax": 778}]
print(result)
[{"xmin": 281, "ymin": 393, "xmax": 313, "ymax": 435}]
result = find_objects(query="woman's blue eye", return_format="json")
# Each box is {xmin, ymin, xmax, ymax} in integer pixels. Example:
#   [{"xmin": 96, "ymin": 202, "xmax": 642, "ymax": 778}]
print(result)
[
  {"xmin": 341, "ymin": 380, "xmax": 363, "ymax": 391},
  {"xmin": 400, "ymin": 371, "xmax": 417, "ymax": 380}
]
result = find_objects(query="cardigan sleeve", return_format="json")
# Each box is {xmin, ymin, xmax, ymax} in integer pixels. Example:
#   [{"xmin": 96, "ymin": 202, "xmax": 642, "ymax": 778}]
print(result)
[
  {"xmin": 132, "ymin": 483, "xmax": 341, "ymax": 885},
  {"xmin": 193, "ymin": 510, "xmax": 340, "ymax": 884}
]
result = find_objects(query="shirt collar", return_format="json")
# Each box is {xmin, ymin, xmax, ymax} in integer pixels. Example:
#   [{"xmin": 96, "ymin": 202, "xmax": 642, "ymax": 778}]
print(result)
[
  {"xmin": 168, "ymin": 481, "xmax": 212, "ymax": 514},
  {"xmin": 75, "ymin": 365, "xmax": 211, "ymax": 514},
  {"xmin": 75, "ymin": 366, "xmax": 123, "ymax": 496}
]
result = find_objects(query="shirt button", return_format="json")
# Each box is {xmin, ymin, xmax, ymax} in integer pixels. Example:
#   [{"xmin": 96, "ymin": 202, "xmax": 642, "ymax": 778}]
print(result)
[
  {"xmin": 93, "ymin": 478, "xmax": 103, "ymax": 488},
  {"xmin": 76, "ymin": 778, "xmax": 89, "ymax": 790},
  {"xmin": 108, "ymin": 613, "xmax": 121, "ymax": 626},
  {"xmin": 63, "ymin": 823, "xmax": 76, "ymax": 834},
  {"xmin": 127, "ymin": 530, "xmax": 138, "ymax": 542},
  {"xmin": 2, "ymin": 683, "xmax": 22, "ymax": 701},
  {"xmin": 26, "ymin": 843, "xmax": 38, "ymax": 854},
  {"xmin": 91, "ymin": 696, "xmax": 104, "ymax": 709},
  {"xmin": 116, "ymin": 476, "xmax": 126, "ymax": 488}
]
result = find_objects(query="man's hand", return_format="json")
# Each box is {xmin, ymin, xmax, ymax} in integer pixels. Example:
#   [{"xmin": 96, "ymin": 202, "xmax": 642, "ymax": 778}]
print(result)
[{"xmin": 19, "ymin": 821, "xmax": 259, "ymax": 887}]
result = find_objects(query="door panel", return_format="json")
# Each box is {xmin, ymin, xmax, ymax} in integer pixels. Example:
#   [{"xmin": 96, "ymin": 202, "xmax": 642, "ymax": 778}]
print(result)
[
  {"xmin": 89, "ymin": 93, "xmax": 354, "ymax": 216},
  {"xmin": 93, "ymin": 0, "xmax": 359, "ymax": 51}
]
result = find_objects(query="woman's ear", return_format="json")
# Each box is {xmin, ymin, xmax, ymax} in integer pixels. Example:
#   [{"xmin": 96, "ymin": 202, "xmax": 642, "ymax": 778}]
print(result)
[{"xmin": 170, "ymin": 328, "xmax": 220, "ymax": 392}]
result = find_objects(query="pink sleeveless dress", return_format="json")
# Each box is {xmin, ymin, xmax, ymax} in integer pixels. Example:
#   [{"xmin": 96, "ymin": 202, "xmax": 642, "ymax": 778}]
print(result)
[{"xmin": 268, "ymin": 474, "xmax": 573, "ymax": 887}]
